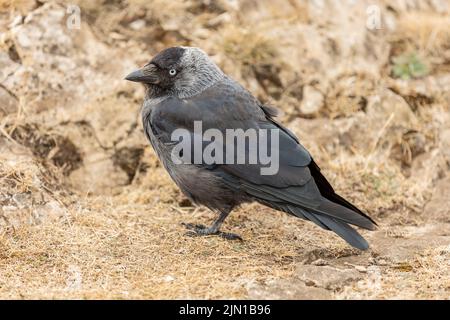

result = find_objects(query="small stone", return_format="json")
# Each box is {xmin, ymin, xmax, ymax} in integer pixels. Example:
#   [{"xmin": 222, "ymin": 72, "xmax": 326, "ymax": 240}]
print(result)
[
  {"xmin": 129, "ymin": 19, "xmax": 145, "ymax": 30},
  {"xmin": 8, "ymin": 15, "xmax": 23, "ymax": 28},
  {"xmin": 300, "ymin": 86, "xmax": 324, "ymax": 115},
  {"xmin": 376, "ymin": 258, "xmax": 388, "ymax": 266},
  {"xmin": 162, "ymin": 275, "xmax": 175, "ymax": 282},
  {"xmin": 109, "ymin": 32, "xmax": 127, "ymax": 40},
  {"xmin": 311, "ymin": 258, "xmax": 329, "ymax": 266},
  {"xmin": 354, "ymin": 265, "xmax": 367, "ymax": 273}
]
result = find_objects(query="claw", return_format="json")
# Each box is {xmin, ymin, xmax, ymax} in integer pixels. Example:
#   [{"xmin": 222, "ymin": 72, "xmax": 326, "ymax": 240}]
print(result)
[
  {"xmin": 218, "ymin": 232, "xmax": 243, "ymax": 241},
  {"xmin": 181, "ymin": 222, "xmax": 243, "ymax": 241},
  {"xmin": 184, "ymin": 230, "xmax": 200, "ymax": 237}
]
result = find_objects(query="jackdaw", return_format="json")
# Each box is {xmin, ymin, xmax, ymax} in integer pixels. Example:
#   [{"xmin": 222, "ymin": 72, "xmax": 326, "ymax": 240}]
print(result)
[{"xmin": 125, "ymin": 46, "xmax": 376, "ymax": 250}]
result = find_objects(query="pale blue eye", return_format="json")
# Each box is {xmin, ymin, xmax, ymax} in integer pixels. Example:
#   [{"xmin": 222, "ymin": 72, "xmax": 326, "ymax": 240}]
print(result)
[{"xmin": 169, "ymin": 69, "xmax": 177, "ymax": 76}]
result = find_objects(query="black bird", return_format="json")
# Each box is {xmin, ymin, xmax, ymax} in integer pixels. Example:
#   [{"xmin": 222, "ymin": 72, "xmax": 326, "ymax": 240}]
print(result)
[{"xmin": 125, "ymin": 46, "xmax": 376, "ymax": 250}]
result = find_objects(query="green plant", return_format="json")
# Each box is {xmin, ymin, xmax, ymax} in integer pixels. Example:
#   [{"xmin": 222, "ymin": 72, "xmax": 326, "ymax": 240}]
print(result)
[{"xmin": 392, "ymin": 53, "xmax": 429, "ymax": 80}]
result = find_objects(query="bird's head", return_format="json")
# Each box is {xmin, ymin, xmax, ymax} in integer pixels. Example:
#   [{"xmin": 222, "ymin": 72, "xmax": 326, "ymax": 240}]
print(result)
[{"xmin": 125, "ymin": 46, "xmax": 224, "ymax": 99}]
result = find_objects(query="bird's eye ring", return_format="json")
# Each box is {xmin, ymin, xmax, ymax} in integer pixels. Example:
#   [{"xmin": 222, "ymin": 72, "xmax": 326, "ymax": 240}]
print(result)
[{"xmin": 169, "ymin": 69, "xmax": 177, "ymax": 76}]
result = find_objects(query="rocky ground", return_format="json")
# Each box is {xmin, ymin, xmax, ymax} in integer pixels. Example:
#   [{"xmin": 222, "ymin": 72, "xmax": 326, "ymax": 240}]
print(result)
[{"xmin": 0, "ymin": 0, "xmax": 449, "ymax": 299}]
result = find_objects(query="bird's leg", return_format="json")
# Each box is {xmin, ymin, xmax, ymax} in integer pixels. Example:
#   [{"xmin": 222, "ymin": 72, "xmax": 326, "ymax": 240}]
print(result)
[{"xmin": 182, "ymin": 210, "xmax": 242, "ymax": 241}]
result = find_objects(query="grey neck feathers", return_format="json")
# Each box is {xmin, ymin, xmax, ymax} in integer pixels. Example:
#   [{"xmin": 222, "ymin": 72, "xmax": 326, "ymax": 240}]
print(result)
[
  {"xmin": 143, "ymin": 48, "xmax": 224, "ymax": 115},
  {"xmin": 173, "ymin": 47, "xmax": 225, "ymax": 99}
]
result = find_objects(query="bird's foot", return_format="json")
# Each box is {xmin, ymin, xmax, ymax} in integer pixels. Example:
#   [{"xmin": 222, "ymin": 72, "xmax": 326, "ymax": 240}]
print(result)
[{"xmin": 182, "ymin": 223, "xmax": 243, "ymax": 241}]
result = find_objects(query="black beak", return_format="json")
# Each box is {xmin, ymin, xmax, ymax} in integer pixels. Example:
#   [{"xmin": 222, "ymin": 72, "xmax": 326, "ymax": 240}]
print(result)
[
  {"xmin": 125, "ymin": 69, "xmax": 146, "ymax": 82},
  {"xmin": 125, "ymin": 64, "xmax": 160, "ymax": 84}
]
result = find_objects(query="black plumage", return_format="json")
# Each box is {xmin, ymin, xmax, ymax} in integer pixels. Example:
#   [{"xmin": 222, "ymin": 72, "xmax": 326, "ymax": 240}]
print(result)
[{"xmin": 126, "ymin": 46, "xmax": 376, "ymax": 250}]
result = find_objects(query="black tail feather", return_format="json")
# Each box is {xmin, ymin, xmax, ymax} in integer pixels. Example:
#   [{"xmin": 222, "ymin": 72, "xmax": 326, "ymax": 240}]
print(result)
[
  {"xmin": 315, "ymin": 199, "xmax": 376, "ymax": 230},
  {"xmin": 273, "ymin": 202, "xmax": 370, "ymax": 250},
  {"xmin": 309, "ymin": 160, "xmax": 377, "ymax": 226},
  {"xmin": 314, "ymin": 214, "xmax": 369, "ymax": 250}
]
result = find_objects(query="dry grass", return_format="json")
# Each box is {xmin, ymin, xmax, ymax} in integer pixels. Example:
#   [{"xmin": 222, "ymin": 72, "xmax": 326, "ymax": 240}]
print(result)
[
  {"xmin": 338, "ymin": 244, "xmax": 450, "ymax": 299},
  {"xmin": 0, "ymin": 172, "xmax": 329, "ymax": 299},
  {"xmin": 0, "ymin": 0, "xmax": 449, "ymax": 299}
]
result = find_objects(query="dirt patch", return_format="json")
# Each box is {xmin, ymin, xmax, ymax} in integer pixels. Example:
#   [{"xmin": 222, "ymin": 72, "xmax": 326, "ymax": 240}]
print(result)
[
  {"xmin": 112, "ymin": 146, "xmax": 145, "ymax": 183},
  {"xmin": 10, "ymin": 124, "xmax": 83, "ymax": 175}
]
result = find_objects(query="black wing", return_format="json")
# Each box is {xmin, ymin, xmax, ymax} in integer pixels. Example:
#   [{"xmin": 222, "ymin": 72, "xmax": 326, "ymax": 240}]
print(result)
[{"xmin": 149, "ymin": 79, "xmax": 376, "ymax": 249}]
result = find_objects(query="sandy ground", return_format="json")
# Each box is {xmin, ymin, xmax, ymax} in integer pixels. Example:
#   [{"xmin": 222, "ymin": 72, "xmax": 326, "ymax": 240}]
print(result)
[{"xmin": 0, "ymin": 0, "xmax": 449, "ymax": 299}]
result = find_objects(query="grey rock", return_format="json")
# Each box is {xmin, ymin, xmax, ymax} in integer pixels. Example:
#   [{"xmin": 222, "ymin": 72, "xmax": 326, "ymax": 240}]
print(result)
[
  {"xmin": 247, "ymin": 278, "xmax": 332, "ymax": 300},
  {"xmin": 296, "ymin": 265, "xmax": 363, "ymax": 290}
]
